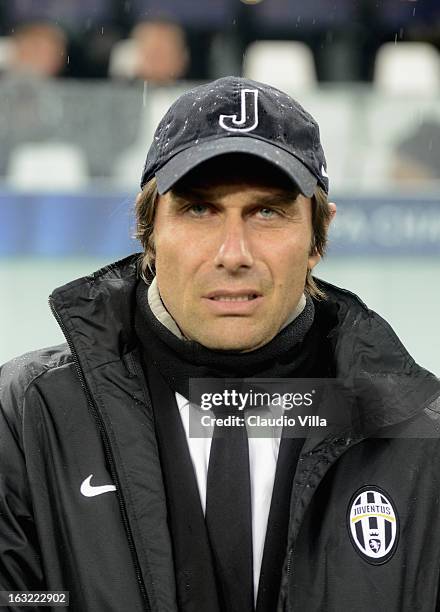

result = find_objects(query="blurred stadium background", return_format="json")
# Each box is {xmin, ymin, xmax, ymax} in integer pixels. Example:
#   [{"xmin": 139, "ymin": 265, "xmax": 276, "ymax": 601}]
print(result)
[{"xmin": 0, "ymin": 0, "xmax": 439, "ymax": 374}]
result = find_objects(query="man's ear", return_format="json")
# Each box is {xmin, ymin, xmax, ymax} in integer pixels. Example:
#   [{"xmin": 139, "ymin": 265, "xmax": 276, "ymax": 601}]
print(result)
[
  {"xmin": 308, "ymin": 251, "xmax": 321, "ymax": 270},
  {"xmin": 307, "ymin": 201, "xmax": 337, "ymax": 270}
]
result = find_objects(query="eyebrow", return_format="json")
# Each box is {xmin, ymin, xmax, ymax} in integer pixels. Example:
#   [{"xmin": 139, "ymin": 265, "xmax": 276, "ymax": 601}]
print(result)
[{"xmin": 170, "ymin": 188, "xmax": 301, "ymax": 210}]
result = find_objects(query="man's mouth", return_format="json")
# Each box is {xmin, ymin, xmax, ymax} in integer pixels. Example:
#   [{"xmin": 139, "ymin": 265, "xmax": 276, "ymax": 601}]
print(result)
[
  {"xmin": 203, "ymin": 291, "xmax": 263, "ymax": 313},
  {"xmin": 210, "ymin": 294, "xmax": 259, "ymax": 302}
]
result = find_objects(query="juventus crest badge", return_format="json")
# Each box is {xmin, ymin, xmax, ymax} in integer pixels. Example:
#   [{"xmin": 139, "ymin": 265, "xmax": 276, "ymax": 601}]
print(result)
[{"xmin": 347, "ymin": 485, "xmax": 399, "ymax": 565}]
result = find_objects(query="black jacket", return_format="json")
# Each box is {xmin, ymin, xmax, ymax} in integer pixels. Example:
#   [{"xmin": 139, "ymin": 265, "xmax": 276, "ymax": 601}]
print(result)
[{"xmin": 1, "ymin": 254, "xmax": 440, "ymax": 612}]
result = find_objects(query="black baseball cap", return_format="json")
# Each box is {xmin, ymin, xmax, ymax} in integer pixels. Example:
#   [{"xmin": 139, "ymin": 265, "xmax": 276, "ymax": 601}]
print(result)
[{"xmin": 140, "ymin": 76, "xmax": 329, "ymax": 197}]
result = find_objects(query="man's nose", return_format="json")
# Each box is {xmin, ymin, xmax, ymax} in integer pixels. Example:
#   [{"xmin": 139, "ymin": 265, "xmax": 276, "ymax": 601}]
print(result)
[{"xmin": 214, "ymin": 217, "xmax": 254, "ymax": 272}]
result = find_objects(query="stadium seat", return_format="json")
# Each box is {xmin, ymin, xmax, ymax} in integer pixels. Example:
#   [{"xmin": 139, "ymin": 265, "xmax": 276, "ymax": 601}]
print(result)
[
  {"xmin": 6, "ymin": 142, "xmax": 89, "ymax": 190},
  {"xmin": 243, "ymin": 40, "xmax": 317, "ymax": 92},
  {"xmin": 357, "ymin": 95, "xmax": 440, "ymax": 189},
  {"xmin": 374, "ymin": 42, "xmax": 440, "ymax": 95},
  {"xmin": 296, "ymin": 90, "xmax": 358, "ymax": 192},
  {"xmin": 0, "ymin": 36, "xmax": 12, "ymax": 71},
  {"xmin": 113, "ymin": 87, "xmax": 183, "ymax": 187},
  {"xmin": 108, "ymin": 39, "xmax": 137, "ymax": 79}
]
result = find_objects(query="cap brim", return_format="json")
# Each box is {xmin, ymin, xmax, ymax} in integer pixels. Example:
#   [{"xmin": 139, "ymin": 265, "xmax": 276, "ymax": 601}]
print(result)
[{"xmin": 155, "ymin": 136, "xmax": 318, "ymax": 197}]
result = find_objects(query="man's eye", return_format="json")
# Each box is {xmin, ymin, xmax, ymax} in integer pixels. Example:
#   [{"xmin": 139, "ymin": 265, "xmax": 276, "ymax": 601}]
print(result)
[
  {"xmin": 257, "ymin": 207, "xmax": 279, "ymax": 219},
  {"xmin": 188, "ymin": 204, "xmax": 210, "ymax": 216}
]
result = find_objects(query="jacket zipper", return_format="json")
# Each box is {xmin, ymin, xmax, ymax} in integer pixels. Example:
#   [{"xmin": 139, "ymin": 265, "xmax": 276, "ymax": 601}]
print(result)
[
  {"xmin": 286, "ymin": 547, "xmax": 293, "ymax": 578},
  {"xmin": 49, "ymin": 298, "xmax": 151, "ymax": 612},
  {"xmin": 285, "ymin": 546, "xmax": 294, "ymax": 611},
  {"xmin": 283, "ymin": 438, "xmax": 362, "ymax": 612}
]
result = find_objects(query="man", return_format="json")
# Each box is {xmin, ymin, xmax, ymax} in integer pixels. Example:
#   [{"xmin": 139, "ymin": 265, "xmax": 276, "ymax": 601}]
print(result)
[
  {"xmin": 1, "ymin": 76, "xmax": 439, "ymax": 611},
  {"xmin": 130, "ymin": 19, "xmax": 189, "ymax": 84},
  {"xmin": 7, "ymin": 21, "xmax": 67, "ymax": 79}
]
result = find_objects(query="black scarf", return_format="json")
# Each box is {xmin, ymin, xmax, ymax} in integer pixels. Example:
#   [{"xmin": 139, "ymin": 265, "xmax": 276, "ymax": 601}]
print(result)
[{"xmin": 135, "ymin": 280, "xmax": 335, "ymax": 611}]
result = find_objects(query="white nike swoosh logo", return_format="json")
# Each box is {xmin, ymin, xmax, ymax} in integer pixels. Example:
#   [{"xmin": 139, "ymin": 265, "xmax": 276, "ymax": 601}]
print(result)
[
  {"xmin": 80, "ymin": 474, "xmax": 116, "ymax": 497},
  {"xmin": 321, "ymin": 164, "xmax": 329, "ymax": 178}
]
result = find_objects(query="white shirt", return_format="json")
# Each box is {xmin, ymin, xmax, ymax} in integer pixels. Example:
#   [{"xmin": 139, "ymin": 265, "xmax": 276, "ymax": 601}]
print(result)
[{"xmin": 175, "ymin": 392, "xmax": 281, "ymax": 601}]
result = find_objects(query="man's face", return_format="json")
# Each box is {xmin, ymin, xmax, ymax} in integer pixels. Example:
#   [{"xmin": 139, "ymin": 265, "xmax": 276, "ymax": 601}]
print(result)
[{"xmin": 152, "ymin": 163, "xmax": 321, "ymax": 351}]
